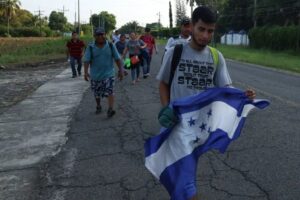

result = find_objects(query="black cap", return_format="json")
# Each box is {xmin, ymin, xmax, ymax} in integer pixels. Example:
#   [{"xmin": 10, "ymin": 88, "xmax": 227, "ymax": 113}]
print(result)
[
  {"xmin": 94, "ymin": 27, "xmax": 105, "ymax": 35},
  {"xmin": 181, "ymin": 17, "xmax": 191, "ymax": 25}
]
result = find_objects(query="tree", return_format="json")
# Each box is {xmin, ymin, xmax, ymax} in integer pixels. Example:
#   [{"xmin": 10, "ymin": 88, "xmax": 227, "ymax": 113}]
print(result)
[
  {"xmin": 118, "ymin": 21, "xmax": 143, "ymax": 34},
  {"xmin": 48, "ymin": 11, "xmax": 67, "ymax": 31},
  {"xmin": 146, "ymin": 22, "xmax": 163, "ymax": 30},
  {"xmin": 255, "ymin": 0, "xmax": 300, "ymax": 26},
  {"xmin": 0, "ymin": 0, "xmax": 21, "ymax": 35},
  {"xmin": 169, "ymin": 1, "xmax": 173, "ymax": 28},
  {"xmin": 176, "ymin": 0, "xmax": 187, "ymax": 26},
  {"xmin": 12, "ymin": 9, "xmax": 34, "ymax": 27},
  {"xmin": 90, "ymin": 11, "xmax": 116, "ymax": 34}
]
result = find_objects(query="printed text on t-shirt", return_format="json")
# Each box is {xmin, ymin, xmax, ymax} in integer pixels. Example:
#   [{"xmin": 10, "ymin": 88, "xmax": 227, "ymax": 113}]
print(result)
[{"xmin": 176, "ymin": 59, "xmax": 215, "ymax": 90}]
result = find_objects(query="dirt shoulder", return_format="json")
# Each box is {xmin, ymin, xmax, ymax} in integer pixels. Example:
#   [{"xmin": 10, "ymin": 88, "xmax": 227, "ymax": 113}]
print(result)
[{"xmin": 0, "ymin": 60, "xmax": 69, "ymax": 114}]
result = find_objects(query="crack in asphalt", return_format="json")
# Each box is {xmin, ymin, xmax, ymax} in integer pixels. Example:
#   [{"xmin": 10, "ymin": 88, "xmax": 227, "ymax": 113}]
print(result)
[{"xmin": 208, "ymin": 152, "xmax": 271, "ymax": 200}]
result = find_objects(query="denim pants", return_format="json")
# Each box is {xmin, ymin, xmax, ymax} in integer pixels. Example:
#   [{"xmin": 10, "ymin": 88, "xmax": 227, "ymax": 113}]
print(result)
[
  {"xmin": 142, "ymin": 56, "xmax": 152, "ymax": 75},
  {"xmin": 129, "ymin": 54, "xmax": 141, "ymax": 81},
  {"xmin": 130, "ymin": 63, "xmax": 140, "ymax": 81},
  {"xmin": 70, "ymin": 56, "xmax": 82, "ymax": 76}
]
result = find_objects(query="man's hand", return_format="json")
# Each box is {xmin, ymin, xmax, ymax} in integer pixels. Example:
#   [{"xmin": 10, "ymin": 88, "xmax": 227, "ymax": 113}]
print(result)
[
  {"xmin": 158, "ymin": 106, "xmax": 179, "ymax": 128},
  {"xmin": 245, "ymin": 89, "xmax": 256, "ymax": 99},
  {"xmin": 118, "ymin": 70, "xmax": 124, "ymax": 81},
  {"xmin": 84, "ymin": 73, "xmax": 90, "ymax": 81}
]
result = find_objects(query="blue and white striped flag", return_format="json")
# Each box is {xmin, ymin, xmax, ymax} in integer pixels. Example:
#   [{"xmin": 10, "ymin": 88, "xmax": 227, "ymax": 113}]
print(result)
[{"xmin": 144, "ymin": 87, "xmax": 269, "ymax": 200}]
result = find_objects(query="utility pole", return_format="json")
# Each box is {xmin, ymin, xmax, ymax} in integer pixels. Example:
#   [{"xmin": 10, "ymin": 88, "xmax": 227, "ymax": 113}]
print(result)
[
  {"xmin": 78, "ymin": 0, "xmax": 80, "ymax": 35},
  {"xmin": 98, "ymin": 14, "xmax": 100, "ymax": 27},
  {"xmin": 58, "ymin": 5, "xmax": 69, "ymax": 17},
  {"xmin": 253, "ymin": 0, "xmax": 257, "ymax": 28},
  {"xmin": 90, "ymin": 10, "xmax": 93, "ymax": 35},
  {"xmin": 157, "ymin": 12, "xmax": 161, "ymax": 38},
  {"xmin": 35, "ymin": 8, "xmax": 44, "ymax": 36},
  {"xmin": 190, "ymin": 0, "xmax": 194, "ymax": 17}
]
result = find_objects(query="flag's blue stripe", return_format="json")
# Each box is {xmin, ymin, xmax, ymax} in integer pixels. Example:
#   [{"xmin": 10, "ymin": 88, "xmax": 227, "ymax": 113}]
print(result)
[
  {"xmin": 174, "ymin": 88, "xmax": 269, "ymax": 115},
  {"xmin": 159, "ymin": 128, "xmax": 235, "ymax": 200},
  {"xmin": 232, "ymin": 118, "xmax": 246, "ymax": 141},
  {"xmin": 144, "ymin": 128, "xmax": 173, "ymax": 157},
  {"xmin": 174, "ymin": 87, "xmax": 244, "ymax": 115}
]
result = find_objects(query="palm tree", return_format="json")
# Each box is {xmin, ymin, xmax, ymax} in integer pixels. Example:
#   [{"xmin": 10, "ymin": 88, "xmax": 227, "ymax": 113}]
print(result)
[{"xmin": 3, "ymin": 0, "xmax": 21, "ymax": 36}]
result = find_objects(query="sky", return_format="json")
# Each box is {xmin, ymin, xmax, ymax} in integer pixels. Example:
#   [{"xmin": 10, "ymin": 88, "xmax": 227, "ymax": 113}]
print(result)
[{"xmin": 20, "ymin": 0, "xmax": 189, "ymax": 28}]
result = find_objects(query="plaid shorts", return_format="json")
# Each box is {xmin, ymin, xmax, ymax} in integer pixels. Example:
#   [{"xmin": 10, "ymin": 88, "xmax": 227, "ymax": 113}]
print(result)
[{"xmin": 91, "ymin": 77, "xmax": 115, "ymax": 98}]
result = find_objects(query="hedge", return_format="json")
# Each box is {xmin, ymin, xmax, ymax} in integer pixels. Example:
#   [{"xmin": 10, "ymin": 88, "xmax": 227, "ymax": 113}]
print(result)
[
  {"xmin": 249, "ymin": 26, "xmax": 300, "ymax": 52},
  {"xmin": 0, "ymin": 26, "xmax": 57, "ymax": 37},
  {"xmin": 151, "ymin": 27, "xmax": 180, "ymax": 38}
]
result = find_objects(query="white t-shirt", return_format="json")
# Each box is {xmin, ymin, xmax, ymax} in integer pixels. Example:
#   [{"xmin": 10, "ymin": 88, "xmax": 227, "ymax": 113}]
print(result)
[
  {"xmin": 165, "ymin": 35, "xmax": 191, "ymax": 51},
  {"xmin": 157, "ymin": 43, "xmax": 232, "ymax": 101},
  {"xmin": 112, "ymin": 34, "xmax": 120, "ymax": 43}
]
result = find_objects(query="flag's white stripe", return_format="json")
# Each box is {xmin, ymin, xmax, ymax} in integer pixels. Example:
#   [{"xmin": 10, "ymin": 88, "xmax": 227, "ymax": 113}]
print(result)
[{"xmin": 145, "ymin": 101, "xmax": 256, "ymax": 179}]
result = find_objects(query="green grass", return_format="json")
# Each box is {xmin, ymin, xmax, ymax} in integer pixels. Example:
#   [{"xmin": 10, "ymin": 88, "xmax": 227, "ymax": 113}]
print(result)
[
  {"xmin": 216, "ymin": 44, "xmax": 300, "ymax": 73},
  {"xmin": 1, "ymin": 37, "xmax": 299, "ymax": 73},
  {"xmin": 0, "ymin": 36, "xmax": 93, "ymax": 66},
  {"xmin": 156, "ymin": 38, "xmax": 167, "ymax": 45}
]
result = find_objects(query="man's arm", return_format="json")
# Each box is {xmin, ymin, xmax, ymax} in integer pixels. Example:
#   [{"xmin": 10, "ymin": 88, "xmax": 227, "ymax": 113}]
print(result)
[
  {"xmin": 115, "ymin": 59, "xmax": 124, "ymax": 80},
  {"xmin": 66, "ymin": 47, "xmax": 70, "ymax": 59},
  {"xmin": 122, "ymin": 47, "xmax": 128, "ymax": 59},
  {"xmin": 164, "ymin": 37, "xmax": 174, "ymax": 51},
  {"xmin": 159, "ymin": 81, "xmax": 170, "ymax": 107},
  {"xmin": 84, "ymin": 62, "xmax": 90, "ymax": 81}
]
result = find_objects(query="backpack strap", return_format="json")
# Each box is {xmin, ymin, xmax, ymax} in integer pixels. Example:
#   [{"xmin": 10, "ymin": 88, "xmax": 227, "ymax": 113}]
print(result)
[
  {"xmin": 89, "ymin": 44, "xmax": 93, "ymax": 65},
  {"xmin": 208, "ymin": 46, "xmax": 219, "ymax": 66},
  {"xmin": 108, "ymin": 42, "xmax": 113, "ymax": 55},
  {"xmin": 168, "ymin": 44, "xmax": 183, "ymax": 87}
]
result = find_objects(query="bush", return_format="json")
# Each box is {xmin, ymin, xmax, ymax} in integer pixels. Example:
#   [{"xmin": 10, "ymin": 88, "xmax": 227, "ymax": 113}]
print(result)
[{"xmin": 249, "ymin": 26, "xmax": 300, "ymax": 52}]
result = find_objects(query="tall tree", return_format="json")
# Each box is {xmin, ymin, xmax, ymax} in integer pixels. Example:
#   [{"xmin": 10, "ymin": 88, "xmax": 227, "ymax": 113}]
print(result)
[
  {"xmin": 0, "ymin": 0, "xmax": 21, "ymax": 35},
  {"xmin": 146, "ymin": 22, "xmax": 163, "ymax": 30},
  {"xmin": 176, "ymin": 0, "xmax": 187, "ymax": 26},
  {"xmin": 13, "ymin": 9, "xmax": 33, "ymax": 27},
  {"xmin": 255, "ymin": 0, "xmax": 300, "ymax": 26},
  {"xmin": 217, "ymin": 0, "xmax": 253, "ymax": 32},
  {"xmin": 169, "ymin": 1, "xmax": 173, "ymax": 28},
  {"xmin": 48, "ymin": 11, "xmax": 67, "ymax": 31},
  {"xmin": 90, "ymin": 11, "xmax": 116, "ymax": 34},
  {"xmin": 118, "ymin": 21, "xmax": 143, "ymax": 34}
]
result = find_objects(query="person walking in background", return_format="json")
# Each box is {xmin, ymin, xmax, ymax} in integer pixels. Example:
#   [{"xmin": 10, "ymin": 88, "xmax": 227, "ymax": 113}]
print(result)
[
  {"xmin": 112, "ymin": 30, "xmax": 120, "ymax": 44},
  {"xmin": 66, "ymin": 31, "xmax": 85, "ymax": 78},
  {"xmin": 164, "ymin": 17, "xmax": 192, "ymax": 51},
  {"xmin": 122, "ymin": 32, "xmax": 147, "ymax": 85},
  {"xmin": 140, "ymin": 27, "xmax": 157, "ymax": 78},
  {"xmin": 83, "ymin": 27, "xmax": 124, "ymax": 117},
  {"xmin": 115, "ymin": 34, "xmax": 129, "ymax": 76}
]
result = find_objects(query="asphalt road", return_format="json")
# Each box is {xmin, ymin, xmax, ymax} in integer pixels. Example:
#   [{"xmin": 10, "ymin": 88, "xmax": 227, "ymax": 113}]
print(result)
[{"xmin": 37, "ymin": 45, "xmax": 300, "ymax": 200}]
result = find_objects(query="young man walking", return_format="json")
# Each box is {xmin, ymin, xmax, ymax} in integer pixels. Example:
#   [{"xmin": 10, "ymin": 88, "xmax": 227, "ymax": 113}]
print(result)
[
  {"xmin": 66, "ymin": 31, "xmax": 85, "ymax": 78},
  {"xmin": 164, "ymin": 17, "xmax": 192, "ymax": 51},
  {"xmin": 157, "ymin": 6, "xmax": 255, "ymax": 200},
  {"xmin": 83, "ymin": 27, "xmax": 124, "ymax": 117},
  {"xmin": 140, "ymin": 27, "xmax": 157, "ymax": 78}
]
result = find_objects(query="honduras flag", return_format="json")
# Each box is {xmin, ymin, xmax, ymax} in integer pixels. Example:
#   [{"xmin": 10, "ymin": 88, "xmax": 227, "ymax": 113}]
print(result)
[{"xmin": 144, "ymin": 87, "xmax": 269, "ymax": 200}]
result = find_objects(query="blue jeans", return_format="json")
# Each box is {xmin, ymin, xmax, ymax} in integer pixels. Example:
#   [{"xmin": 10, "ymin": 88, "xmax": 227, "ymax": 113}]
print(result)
[
  {"xmin": 131, "ymin": 64, "xmax": 140, "ymax": 81},
  {"xmin": 129, "ymin": 54, "xmax": 141, "ymax": 81},
  {"xmin": 142, "ymin": 56, "xmax": 152, "ymax": 75},
  {"xmin": 70, "ymin": 56, "xmax": 82, "ymax": 76}
]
